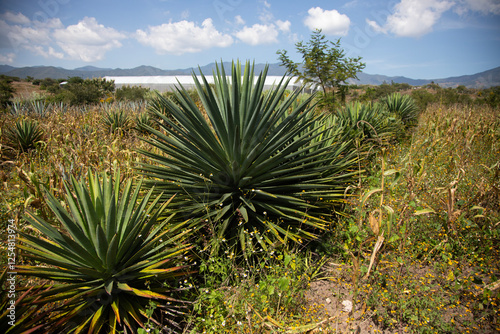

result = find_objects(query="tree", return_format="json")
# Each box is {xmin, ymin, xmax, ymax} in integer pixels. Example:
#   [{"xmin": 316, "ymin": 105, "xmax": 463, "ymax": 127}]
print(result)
[
  {"xmin": 57, "ymin": 77, "xmax": 115, "ymax": 105},
  {"xmin": 0, "ymin": 78, "xmax": 15, "ymax": 110},
  {"xmin": 277, "ymin": 29, "xmax": 365, "ymax": 109}
]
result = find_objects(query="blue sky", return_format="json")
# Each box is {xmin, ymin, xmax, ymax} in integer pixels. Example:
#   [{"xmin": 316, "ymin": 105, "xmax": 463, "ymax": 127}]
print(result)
[{"xmin": 0, "ymin": 0, "xmax": 499, "ymax": 79}]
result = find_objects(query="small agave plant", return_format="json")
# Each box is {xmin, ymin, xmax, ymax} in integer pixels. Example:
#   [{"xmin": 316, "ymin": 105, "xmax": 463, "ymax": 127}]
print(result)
[
  {"xmin": 16, "ymin": 169, "xmax": 193, "ymax": 333},
  {"xmin": 101, "ymin": 109, "xmax": 131, "ymax": 134},
  {"xmin": 6, "ymin": 118, "xmax": 44, "ymax": 152},
  {"xmin": 382, "ymin": 92, "xmax": 419, "ymax": 126},
  {"xmin": 137, "ymin": 60, "xmax": 359, "ymax": 255},
  {"xmin": 335, "ymin": 101, "xmax": 400, "ymax": 144}
]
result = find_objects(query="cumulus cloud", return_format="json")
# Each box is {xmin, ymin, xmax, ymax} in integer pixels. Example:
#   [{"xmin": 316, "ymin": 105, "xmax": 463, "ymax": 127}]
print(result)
[
  {"xmin": 0, "ymin": 13, "xmax": 125, "ymax": 62},
  {"xmin": 367, "ymin": 0, "xmax": 454, "ymax": 38},
  {"xmin": 53, "ymin": 17, "xmax": 126, "ymax": 61},
  {"xmin": 276, "ymin": 20, "xmax": 291, "ymax": 32},
  {"xmin": 26, "ymin": 45, "xmax": 64, "ymax": 59},
  {"xmin": 233, "ymin": 0, "xmax": 292, "ymax": 45},
  {"xmin": 1, "ymin": 11, "xmax": 30, "ymax": 25},
  {"xmin": 304, "ymin": 7, "xmax": 351, "ymax": 36},
  {"xmin": 235, "ymin": 23, "xmax": 280, "ymax": 45},
  {"xmin": 0, "ymin": 52, "xmax": 15, "ymax": 63},
  {"xmin": 135, "ymin": 18, "xmax": 233, "ymax": 55},
  {"xmin": 0, "ymin": 16, "xmax": 61, "ymax": 51}
]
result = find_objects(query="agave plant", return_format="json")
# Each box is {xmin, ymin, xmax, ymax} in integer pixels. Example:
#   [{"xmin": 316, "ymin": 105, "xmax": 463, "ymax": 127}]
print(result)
[
  {"xmin": 16, "ymin": 170, "xmax": 193, "ymax": 333},
  {"xmin": 101, "ymin": 109, "xmax": 131, "ymax": 134},
  {"xmin": 9, "ymin": 101, "xmax": 29, "ymax": 117},
  {"xmin": 134, "ymin": 111, "xmax": 154, "ymax": 133},
  {"xmin": 136, "ymin": 61, "xmax": 359, "ymax": 255},
  {"xmin": 335, "ymin": 101, "xmax": 400, "ymax": 145},
  {"xmin": 30, "ymin": 100, "xmax": 52, "ymax": 117},
  {"xmin": 0, "ymin": 268, "xmax": 54, "ymax": 333},
  {"xmin": 6, "ymin": 118, "xmax": 44, "ymax": 152},
  {"xmin": 383, "ymin": 92, "xmax": 419, "ymax": 126}
]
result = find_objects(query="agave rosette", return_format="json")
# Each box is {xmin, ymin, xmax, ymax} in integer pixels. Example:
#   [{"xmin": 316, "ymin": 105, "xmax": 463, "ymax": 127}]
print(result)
[
  {"xmin": 137, "ymin": 61, "xmax": 360, "ymax": 254},
  {"xmin": 16, "ymin": 170, "xmax": 193, "ymax": 333}
]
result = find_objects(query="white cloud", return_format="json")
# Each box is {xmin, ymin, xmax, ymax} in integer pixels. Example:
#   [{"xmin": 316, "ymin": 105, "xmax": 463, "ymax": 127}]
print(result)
[
  {"xmin": 0, "ymin": 13, "xmax": 125, "ymax": 62},
  {"xmin": 0, "ymin": 17, "xmax": 61, "ymax": 50},
  {"xmin": 53, "ymin": 17, "xmax": 126, "ymax": 62},
  {"xmin": 26, "ymin": 45, "xmax": 64, "ymax": 59},
  {"xmin": 181, "ymin": 10, "xmax": 190, "ymax": 19},
  {"xmin": 258, "ymin": 0, "xmax": 274, "ymax": 23},
  {"xmin": 276, "ymin": 20, "xmax": 291, "ymax": 32},
  {"xmin": 304, "ymin": 7, "xmax": 351, "ymax": 36},
  {"xmin": 235, "ymin": 23, "xmax": 280, "ymax": 45},
  {"xmin": 135, "ymin": 18, "xmax": 233, "ymax": 55},
  {"xmin": 455, "ymin": 0, "xmax": 500, "ymax": 15},
  {"xmin": 0, "ymin": 52, "xmax": 15, "ymax": 63},
  {"xmin": 367, "ymin": 0, "xmax": 454, "ymax": 38},
  {"xmin": 234, "ymin": 15, "xmax": 245, "ymax": 25},
  {"xmin": 1, "ymin": 11, "xmax": 30, "ymax": 25}
]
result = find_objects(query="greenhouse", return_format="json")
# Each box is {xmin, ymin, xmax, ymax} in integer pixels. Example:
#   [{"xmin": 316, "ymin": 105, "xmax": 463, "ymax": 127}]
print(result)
[{"xmin": 104, "ymin": 75, "xmax": 306, "ymax": 92}]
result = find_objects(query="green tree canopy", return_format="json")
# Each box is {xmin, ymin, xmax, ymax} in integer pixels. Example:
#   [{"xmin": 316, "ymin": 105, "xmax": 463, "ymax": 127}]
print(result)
[{"xmin": 277, "ymin": 29, "xmax": 365, "ymax": 109}]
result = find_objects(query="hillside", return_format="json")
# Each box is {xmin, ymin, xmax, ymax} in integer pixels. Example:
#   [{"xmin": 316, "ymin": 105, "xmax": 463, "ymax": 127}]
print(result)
[{"xmin": 1, "ymin": 63, "xmax": 499, "ymax": 88}]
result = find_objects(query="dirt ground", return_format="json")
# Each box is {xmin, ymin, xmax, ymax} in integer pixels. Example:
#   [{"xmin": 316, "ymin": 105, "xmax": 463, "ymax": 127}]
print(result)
[
  {"xmin": 303, "ymin": 263, "xmax": 392, "ymax": 334},
  {"xmin": 11, "ymin": 81, "xmax": 45, "ymax": 99},
  {"xmin": 302, "ymin": 260, "xmax": 498, "ymax": 334}
]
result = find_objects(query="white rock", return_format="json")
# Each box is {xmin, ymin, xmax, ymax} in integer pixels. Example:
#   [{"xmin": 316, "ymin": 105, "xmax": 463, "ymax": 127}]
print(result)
[
  {"xmin": 342, "ymin": 300, "xmax": 353, "ymax": 312},
  {"xmin": 325, "ymin": 298, "xmax": 331, "ymax": 304}
]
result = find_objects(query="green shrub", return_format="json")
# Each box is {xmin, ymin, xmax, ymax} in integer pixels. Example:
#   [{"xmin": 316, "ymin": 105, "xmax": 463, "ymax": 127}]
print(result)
[
  {"xmin": 17, "ymin": 170, "xmax": 193, "ymax": 333},
  {"xmin": 411, "ymin": 89, "xmax": 436, "ymax": 111},
  {"xmin": 137, "ymin": 61, "xmax": 359, "ymax": 256},
  {"xmin": 0, "ymin": 79, "xmax": 14, "ymax": 110},
  {"xmin": 115, "ymin": 85, "xmax": 150, "ymax": 101}
]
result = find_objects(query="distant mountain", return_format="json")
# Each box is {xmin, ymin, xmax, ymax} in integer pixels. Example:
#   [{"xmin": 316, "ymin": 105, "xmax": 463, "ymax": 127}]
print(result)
[
  {"xmin": 350, "ymin": 67, "xmax": 500, "ymax": 88},
  {"xmin": 1, "ymin": 63, "xmax": 499, "ymax": 88},
  {"xmin": 0, "ymin": 65, "xmax": 16, "ymax": 74},
  {"xmin": 75, "ymin": 65, "xmax": 113, "ymax": 72}
]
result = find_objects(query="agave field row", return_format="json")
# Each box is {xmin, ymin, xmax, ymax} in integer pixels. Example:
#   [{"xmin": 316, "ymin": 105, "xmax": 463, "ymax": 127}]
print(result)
[{"xmin": 0, "ymin": 62, "xmax": 499, "ymax": 333}]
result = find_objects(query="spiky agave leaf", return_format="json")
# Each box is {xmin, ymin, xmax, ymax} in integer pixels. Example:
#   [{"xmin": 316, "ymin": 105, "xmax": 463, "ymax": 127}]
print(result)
[
  {"xmin": 6, "ymin": 118, "xmax": 44, "ymax": 152},
  {"xmin": 101, "ymin": 109, "xmax": 131, "ymax": 134},
  {"xmin": 16, "ymin": 170, "xmax": 193, "ymax": 333},
  {"xmin": 0, "ymin": 268, "xmax": 55, "ymax": 334},
  {"xmin": 382, "ymin": 92, "xmax": 419, "ymax": 126},
  {"xmin": 335, "ymin": 101, "xmax": 401, "ymax": 145},
  {"xmin": 136, "ymin": 60, "xmax": 360, "ymax": 255}
]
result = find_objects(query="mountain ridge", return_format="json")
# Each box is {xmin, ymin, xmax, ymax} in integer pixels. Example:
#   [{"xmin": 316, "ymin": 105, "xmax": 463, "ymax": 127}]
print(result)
[{"xmin": 1, "ymin": 63, "xmax": 498, "ymax": 88}]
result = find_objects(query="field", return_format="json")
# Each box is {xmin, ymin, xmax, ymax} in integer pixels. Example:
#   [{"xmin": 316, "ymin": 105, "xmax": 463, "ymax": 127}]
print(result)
[{"xmin": 0, "ymin": 72, "xmax": 499, "ymax": 333}]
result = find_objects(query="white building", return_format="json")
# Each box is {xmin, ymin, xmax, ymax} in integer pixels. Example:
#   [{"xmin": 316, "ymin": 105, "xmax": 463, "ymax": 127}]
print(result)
[{"xmin": 104, "ymin": 75, "xmax": 306, "ymax": 93}]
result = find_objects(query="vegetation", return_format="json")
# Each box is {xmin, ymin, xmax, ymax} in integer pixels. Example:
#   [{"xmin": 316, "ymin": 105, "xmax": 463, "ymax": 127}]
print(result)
[
  {"xmin": 137, "ymin": 61, "xmax": 360, "ymax": 257},
  {"xmin": 101, "ymin": 109, "xmax": 132, "ymax": 134},
  {"xmin": 0, "ymin": 77, "xmax": 15, "ymax": 110},
  {"xmin": 115, "ymin": 85, "xmax": 150, "ymax": 101},
  {"xmin": 277, "ymin": 29, "xmax": 365, "ymax": 108},
  {"xmin": 0, "ymin": 61, "xmax": 498, "ymax": 333},
  {"xmin": 5, "ymin": 118, "xmax": 44, "ymax": 152},
  {"xmin": 15, "ymin": 170, "xmax": 193, "ymax": 333}
]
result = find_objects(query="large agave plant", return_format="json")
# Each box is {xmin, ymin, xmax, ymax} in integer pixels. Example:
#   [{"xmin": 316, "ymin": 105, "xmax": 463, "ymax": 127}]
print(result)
[
  {"xmin": 383, "ymin": 92, "xmax": 419, "ymax": 126},
  {"xmin": 6, "ymin": 118, "xmax": 44, "ymax": 152},
  {"xmin": 16, "ymin": 170, "xmax": 193, "ymax": 333},
  {"xmin": 0, "ymin": 268, "xmax": 54, "ymax": 333},
  {"xmin": 137, "ymin": 61, "xmax": 359, "ymax": 254}
]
